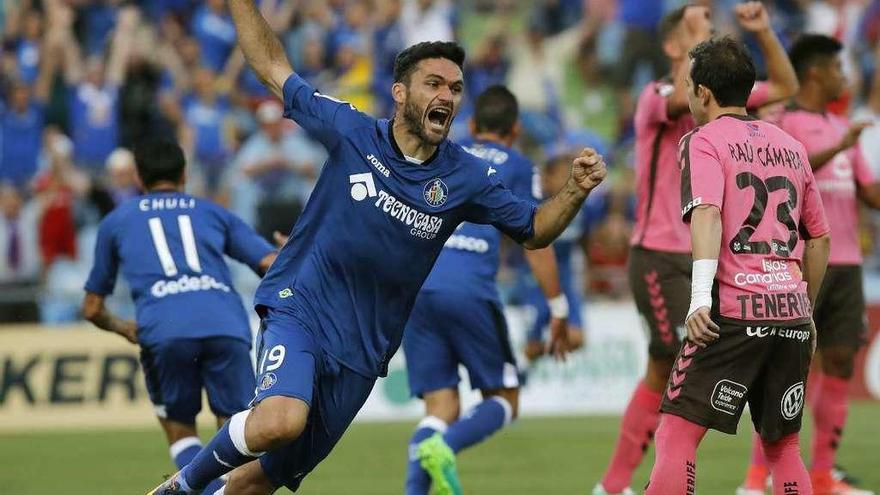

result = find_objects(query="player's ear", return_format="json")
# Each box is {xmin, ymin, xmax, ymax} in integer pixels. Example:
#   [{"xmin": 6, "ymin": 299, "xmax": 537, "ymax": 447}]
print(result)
[
  {"xmin": 392, "ymin": 81, "xmax": 407, "ymax": 105},
  {"xmin": 699, "ymin": 84, "xmax": 712, "ymax": 107},
  {"xmin": 663, "ymin": 37, "xmax": 680, "ymax": 60},
  {"xmin": 807, "ymin": 64, "xmax": 821, "ymax": 85},
  {"xmin": 510, "ymin": 120, "xmax": 522, "ymax": 141}
]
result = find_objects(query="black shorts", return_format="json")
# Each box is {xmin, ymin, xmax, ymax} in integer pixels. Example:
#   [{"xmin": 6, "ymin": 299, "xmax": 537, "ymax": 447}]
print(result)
[
  {"xmin": 814, "ymin": 265, "xmax": 867, "ymax": 348},
  {"xmin": 628, "ymin": 247, "xmax": 692, "ymax": 359},
  {"xmin": 660, "ymin": 321, "xmax": 813, "ymax": 441}
]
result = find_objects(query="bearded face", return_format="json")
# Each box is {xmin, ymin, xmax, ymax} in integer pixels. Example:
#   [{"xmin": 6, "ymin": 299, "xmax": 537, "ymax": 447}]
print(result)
[{"xmin": 395, "ymin": 58, "xmax": 463, "ymax": 146}]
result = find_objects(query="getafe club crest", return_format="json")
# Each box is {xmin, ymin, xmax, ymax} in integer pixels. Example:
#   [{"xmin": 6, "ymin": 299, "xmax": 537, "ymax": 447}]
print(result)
[
  {"xmin": 259, "ymin": 372, "xmax": 277, "ymax": 391},
  {"xmin": 423, "ymin": 178, "xmax": 448, "ymax": 207}
]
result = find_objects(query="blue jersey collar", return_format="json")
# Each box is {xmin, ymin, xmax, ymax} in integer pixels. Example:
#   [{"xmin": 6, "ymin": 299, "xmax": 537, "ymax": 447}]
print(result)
[{"xmin": 380, "ymin": 119, "xmax": 445, "ymax": 167}]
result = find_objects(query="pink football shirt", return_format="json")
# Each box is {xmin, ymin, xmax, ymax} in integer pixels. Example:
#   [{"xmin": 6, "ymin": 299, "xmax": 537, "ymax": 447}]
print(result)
[
  {"xmin": 777, "ymin": 107, "xmax": 875, "ymax": 265},
  {"xmin": 631, "ymin": 81, "xmax": 772, "ymax": 253},
  {"xmin": 681, "ymin": 114, "xmax": 829, "ymax": 324}
]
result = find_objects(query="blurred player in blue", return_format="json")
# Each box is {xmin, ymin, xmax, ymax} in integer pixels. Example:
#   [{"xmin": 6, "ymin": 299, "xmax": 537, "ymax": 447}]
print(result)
[
  {"xmin": 83, "ymin": 139, "xmax": 277, "ymax": 495},
  {"xmin": 148, "ymin": 1, "xmax": 607, "ymax": 493},
  {"xmin": 403, "ymin": 85, "xmax": 572, "ymax": 495},
  {"xmin": 519, "ymin": 150, "xmax": 595, "ymax": 363}
]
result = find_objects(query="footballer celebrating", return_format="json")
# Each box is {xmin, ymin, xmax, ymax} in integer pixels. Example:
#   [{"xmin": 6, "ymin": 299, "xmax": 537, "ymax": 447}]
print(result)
[
  {"xmin": 147, "ymin": 0, "xmax": 607, "ymax": 493},
  {"xmin": 595, "ymin": 3, "xmax": 799, "ymax": 494},
  {"xmin": 644, "ymin": 37, "xmax": 830, "ymax": 495}
]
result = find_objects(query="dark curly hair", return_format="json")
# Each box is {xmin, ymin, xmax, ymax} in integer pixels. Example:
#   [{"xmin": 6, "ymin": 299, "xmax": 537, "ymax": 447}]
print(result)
[{"xmin": 393, "ymin": 41, "xmax": 466, "ymax": 85}]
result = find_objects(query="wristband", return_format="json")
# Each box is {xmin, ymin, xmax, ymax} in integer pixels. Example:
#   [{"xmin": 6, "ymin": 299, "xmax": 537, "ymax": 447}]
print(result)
[
  {"xmin": 548, "ymin": 294, "xmax": 570, "ymax": 319},
  {"xmin": 687, "ymin": 258, "xmax": 718, "ymax": 318}
]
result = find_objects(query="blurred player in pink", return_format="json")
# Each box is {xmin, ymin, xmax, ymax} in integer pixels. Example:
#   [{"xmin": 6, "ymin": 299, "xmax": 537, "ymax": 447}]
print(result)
[
  {"xmin": 738, "ymin": 34, "xmax": 880, "ymax": 495},
  {"xmin": 595, "ymin": 4, "xmax": 799, "ymax": 494},
  {"xmin": 645, "ymin": 36, "xmax": 830, "ymax": 495}
]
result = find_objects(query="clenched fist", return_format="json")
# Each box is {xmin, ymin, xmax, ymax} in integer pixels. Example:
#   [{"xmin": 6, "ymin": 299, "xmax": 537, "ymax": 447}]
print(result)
[
  {"xmin": 571, "ymin": 148, "xmax": 607, "ymax": 192},
  {"xmin": 735, "ymin": 1, "xmax": 771, "ymax": 34}
]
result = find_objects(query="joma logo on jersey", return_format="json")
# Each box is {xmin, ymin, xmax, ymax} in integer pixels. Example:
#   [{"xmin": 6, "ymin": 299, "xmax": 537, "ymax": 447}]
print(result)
[
  {"xmin": 349, "ymin": 173, "xmax": 443, "ymax": 239},
  {"xmin": 366, "ymin": 154, "xmax": 390, "ymax": 177}
]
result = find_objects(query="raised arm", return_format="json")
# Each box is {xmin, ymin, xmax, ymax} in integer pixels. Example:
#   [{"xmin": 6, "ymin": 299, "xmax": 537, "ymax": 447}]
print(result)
[
  {"xmin": 82, "ymin": 292, "xmax": 138, "ymax": 344},
  {"xmin": 228, "ymin": 0, "xmax": 294, "ymax": 99},
  {"xmin": 666, "ymin": 7, "xmax": 713, "ymax": 119},
  {"xmin": 3, "ymin": 0, "xmax": 30, "ymax": 41},
  {"xmin": 523, "ymin": 149, "xmax": 606, "ymax": 249},
  {"xmin": 106, "ymin": 6, "xmax": 140, "ymax": 86},
  {"xmin": 736, "ymin": 2, "xmax": 799, "ymax": 104},
  {"xmin": 56, "ymin": 4, "xmax": 84, "ymax": 85},
  {"xmin": 33, "ymin": 21, "xmax": 61, "ymax": 102}
]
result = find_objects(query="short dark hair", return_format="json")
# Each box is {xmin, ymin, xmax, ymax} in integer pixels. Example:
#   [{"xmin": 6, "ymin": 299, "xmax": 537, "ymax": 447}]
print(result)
[
  {"xmin": 788, "ymin": 34, "xmax": 843, "ymax": 81},
  {"xmin": 659, "ymin": 5, "xmax": 688, "ymax": 40},
  {"xmin": 473, "ymin": 85, "xmax": 518, "ymax": 136},
  {"xmin": 133, "ymin": 139, "xmax": 186, "ymax": 188},
  {"xmin": 393, "ymin": 41, "xmax": 466, "ymax": 84},
  {"xmin": 689, "ymin": 36, "xmax": 756, "ymax": 107}
]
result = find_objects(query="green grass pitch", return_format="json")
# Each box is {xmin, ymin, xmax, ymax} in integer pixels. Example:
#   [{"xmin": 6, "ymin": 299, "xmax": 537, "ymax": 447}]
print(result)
[{"xmin": 1, "ymin": 402, "xmax": 877, "ymax": 494}]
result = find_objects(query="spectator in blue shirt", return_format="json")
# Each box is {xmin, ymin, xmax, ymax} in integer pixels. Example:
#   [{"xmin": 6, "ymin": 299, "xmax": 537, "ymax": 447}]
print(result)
[
  {"xmin": 59, "ymin": 5, "xmax": 139, "ymax": 174},
  {"xmin": 191, "ymin": 0, "xmax": 236, "ymax": 73},
  {"xmin": 0, "ymin": 14, "xmax": 60, "ymax": 188},
  {"xmin": 11, "ymin": 9, "xmax": 43, "ymax": 84},
  {"xmin": 225, "ymin": 100, "xmax": 324, "ymax": 231},
  {"xmin": 180, "ymin": 67, "xmax": 233, "ymax": 197}
]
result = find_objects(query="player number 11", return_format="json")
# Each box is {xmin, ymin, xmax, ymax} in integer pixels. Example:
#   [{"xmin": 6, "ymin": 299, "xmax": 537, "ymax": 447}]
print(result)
[{"xmin": 147, "ymin": 215, "xmax": 202, "ymax": 277}]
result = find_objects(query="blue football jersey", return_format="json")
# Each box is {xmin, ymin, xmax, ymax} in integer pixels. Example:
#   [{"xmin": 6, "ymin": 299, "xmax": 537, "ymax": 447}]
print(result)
[
  {"xmin": 420, "ymin": 139, "xmax": 541, "ymax": 298},
  {"xmin": 84, "ymin": 192, "xmax": 275, "ymax": 347},
  {"xmin": 254, "ymin": 74, "xmax": 537, "ymax": 377}
]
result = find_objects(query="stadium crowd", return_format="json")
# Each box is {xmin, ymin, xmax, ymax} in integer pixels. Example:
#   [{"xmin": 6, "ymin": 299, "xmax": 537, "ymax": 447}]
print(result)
[{"xmin": 2, "ymin": 0, "xmax": 880, "ymax": 324}]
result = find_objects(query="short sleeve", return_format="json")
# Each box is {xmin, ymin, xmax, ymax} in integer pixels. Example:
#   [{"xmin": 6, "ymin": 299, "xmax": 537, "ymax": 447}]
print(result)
[
  {"xmin": 223, "ymin": 209, "xmax": 276, "ymax": 273},
  {"xmin": 282, "ymin": 73, "xmax": 372, "ymax": 149},
  {"xmin": 465, "ymin": 172, "xmax": 537, "ymax": 244},
  {"xmin": 83, "ymin": 218, "xmax": 119, "ymax": 295},
  {"xmin": 799, "ymin": 163, "xmax": 830, "ymax": 240},
  {"xmin": 680, "ymin": 131, "xmax": 724, "ymax": 222},
  {"xmin": 852, "ymin": 146, "xmax": 876, "ymax": 187},
  {"xmin": 634, "ymin": 82, "xmax": 672, "ymax": 129},
  {"xmin": 746, "ymin": 81, "xmax": 770, "ymax": 110}
]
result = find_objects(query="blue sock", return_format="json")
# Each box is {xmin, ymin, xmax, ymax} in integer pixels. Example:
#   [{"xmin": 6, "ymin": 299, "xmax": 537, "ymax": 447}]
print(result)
[
  {"xmin": 181, "ymin": 411, "xmax": 259, "ymax": 490},
  {"xmin": 443, "ymin": 397, "xmax": 510, "ymax": 453},
  {"xmin": 170, "ymin": 437, "xmax": 202, "ymax": 470},
  {"xmin": 405, "ymin": 416, "xmax": 448, "ymax": 495},
  {"xmin": 202, "ymin": 478, "xmax": 225, "ymax": 495}
]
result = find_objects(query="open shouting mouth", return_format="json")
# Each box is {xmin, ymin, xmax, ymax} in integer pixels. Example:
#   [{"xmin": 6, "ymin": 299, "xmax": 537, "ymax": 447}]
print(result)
[{"xmin": 426, "ymin": 106, "xmax": 452, "ymax": 133}]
